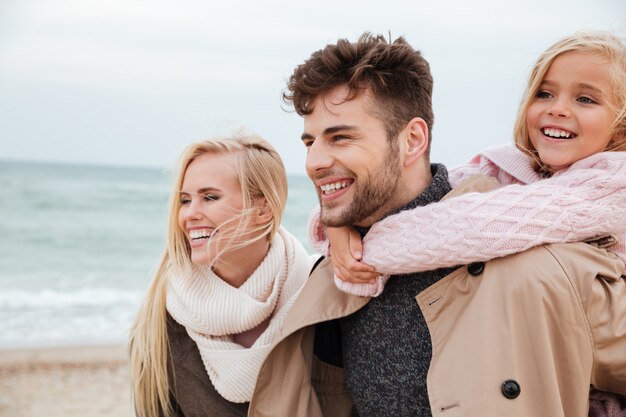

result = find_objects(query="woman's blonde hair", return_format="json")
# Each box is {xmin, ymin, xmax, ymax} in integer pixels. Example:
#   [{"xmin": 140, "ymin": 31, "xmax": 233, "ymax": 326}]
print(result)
[
  {"xmin": 513, "ymin": 31, "xmax": 626, "ymax": 174},
  {"xmin": 128, "ymin": 132, "xmax": 288, "ymax": 417}
]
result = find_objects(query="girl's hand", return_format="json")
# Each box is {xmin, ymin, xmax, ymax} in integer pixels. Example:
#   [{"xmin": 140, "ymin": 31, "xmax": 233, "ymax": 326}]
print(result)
[{"xmin": 327, "ymin": 226, "xmax": 378, "ymax": 283}]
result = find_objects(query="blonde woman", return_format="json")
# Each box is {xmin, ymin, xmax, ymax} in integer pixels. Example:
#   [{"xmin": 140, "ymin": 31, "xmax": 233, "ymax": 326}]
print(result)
[{"xmin": 129, "ymin": 134, "xmax": 327, "ymax": 417}]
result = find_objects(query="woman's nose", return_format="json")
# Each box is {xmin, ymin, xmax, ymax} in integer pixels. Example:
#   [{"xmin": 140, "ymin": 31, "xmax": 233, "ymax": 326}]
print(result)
[{"xmin": 181, "ymin": 199, "xmax": 202, "ymax": 221}]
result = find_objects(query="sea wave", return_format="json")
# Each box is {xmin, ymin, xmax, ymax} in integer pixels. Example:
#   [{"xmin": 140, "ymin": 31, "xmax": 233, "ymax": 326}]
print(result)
[
  {"xmin": 0, "ymin": 287, "xmax": 143, "ymax": 309},
  {"xmin": 0, "ymin": 162, "xmax": 318, "ymax": 347}
]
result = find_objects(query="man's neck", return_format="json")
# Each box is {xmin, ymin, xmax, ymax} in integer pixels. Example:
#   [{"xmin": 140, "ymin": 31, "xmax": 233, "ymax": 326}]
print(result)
[{"xmin": 355, "ymin": 165, "xmax": 433, "ymax": 228}]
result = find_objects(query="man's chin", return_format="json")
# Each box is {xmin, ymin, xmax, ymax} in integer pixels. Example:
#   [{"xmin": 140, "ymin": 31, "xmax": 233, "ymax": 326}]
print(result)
[
  {"xmin": 320, "ymin": 206, "xmax": 357, "ymax": 228},
  {"xmin": 320, "ymin": 207, "xmax": 342, "ymax": 228}
]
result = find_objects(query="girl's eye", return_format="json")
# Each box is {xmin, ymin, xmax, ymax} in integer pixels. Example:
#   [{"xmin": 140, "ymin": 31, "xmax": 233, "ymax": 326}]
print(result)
[
  {"xmin": 577, "ymin": 96, "xmax": 597, "ymax": 104},
  {"xmin": 536, "ymin": 90, "xmax": 552, "ymax": 99},
  {"xmin": 203, "ymin": 194, "xmax": 219, "ymax": 202},
  {"xmin": 180, "ymin": 197, "xmax": 191, "ymax": 205}
]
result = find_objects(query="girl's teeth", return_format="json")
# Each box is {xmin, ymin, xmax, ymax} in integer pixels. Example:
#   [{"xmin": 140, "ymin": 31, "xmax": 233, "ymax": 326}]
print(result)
[{"xmin": 543, "ymin": 128, "xmax": 573, "ymax": 138}]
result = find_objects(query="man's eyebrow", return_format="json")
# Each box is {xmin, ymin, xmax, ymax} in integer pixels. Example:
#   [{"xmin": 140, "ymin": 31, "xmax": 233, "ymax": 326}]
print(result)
[{"xmin": 301, "ymin": 125, "xmax": 358, "ymax": 141}]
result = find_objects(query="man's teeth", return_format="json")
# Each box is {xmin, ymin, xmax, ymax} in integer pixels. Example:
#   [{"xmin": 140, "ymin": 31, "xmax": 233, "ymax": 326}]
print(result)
[
  {"xmin": 190, "ymin": 229, "xmax": 213, "ymax": 240},
  {"xmin": 543, "ymin": 128, "xmax": 573, "ymax": 139},
  {"xmin": 320, "ymin": 182, "xmax": 348, "ymax": 195}
]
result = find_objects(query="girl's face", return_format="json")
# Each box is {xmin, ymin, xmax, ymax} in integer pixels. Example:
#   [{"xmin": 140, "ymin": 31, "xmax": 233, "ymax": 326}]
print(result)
[
  {"xmin": 526, "ymin": 51, "xmax": 615, "ymax": 171},
  {"xmin": 177, "ymin": 152, "xmax": 250, "ymax": 269}
]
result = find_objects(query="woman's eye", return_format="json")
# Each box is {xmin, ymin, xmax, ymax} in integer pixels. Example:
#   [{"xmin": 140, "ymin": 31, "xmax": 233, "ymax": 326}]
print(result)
[
  {"xmin": 203, "ymin": 194, "xmax": 219, "ymax": 202},
  {"xmin": 180, "ymin": 197, "xmax": 191, "ymax": 205},
  {"xmin": 577, "ymin": 96, "xmax": 596, "ymax": 104}
]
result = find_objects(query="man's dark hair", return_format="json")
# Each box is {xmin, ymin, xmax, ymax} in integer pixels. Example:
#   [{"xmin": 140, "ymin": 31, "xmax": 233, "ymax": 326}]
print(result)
[{"xmin": 283, "ymin": 32, "xmax": 434, "ymax": 150}]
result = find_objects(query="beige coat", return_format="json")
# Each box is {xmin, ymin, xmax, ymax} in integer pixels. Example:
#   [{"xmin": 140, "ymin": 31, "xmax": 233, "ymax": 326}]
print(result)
[
  {"xmin": 249, "ymin": 258, "xmax": 367, "ymax": 417},
  {"xmin": 420, "ymin": 241, "xmax": 626, "ymax": 416},
  {"xmin": 248, "ymin": 176, "xmax": 626, "ymax": 416},
  {"xmin": 249, "ymin": 241, "xmax": 625, "ymax": 416},
  {"xmin": 251, "ymin": 243, "xmax": 625, "ymax": 417}
]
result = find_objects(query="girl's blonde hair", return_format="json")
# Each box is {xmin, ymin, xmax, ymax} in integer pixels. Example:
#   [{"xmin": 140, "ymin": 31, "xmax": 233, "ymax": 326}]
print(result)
[
  {"xmin": 129, "ymin": 133, "xmax": 288, "ymax": 417},
  {"xmin": 513, "ymin": 31, "xmax": 626, "ymax": 174}
]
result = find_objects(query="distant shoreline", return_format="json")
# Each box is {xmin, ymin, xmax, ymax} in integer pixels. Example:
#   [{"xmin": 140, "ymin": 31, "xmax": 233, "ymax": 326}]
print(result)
[
  {"xmin": 0, "ymin": 157, "xmax": 311, "ymax": 178},
  {"xmin": 0, "ymin": 156, "xmax": 170, "ymax": 172}
]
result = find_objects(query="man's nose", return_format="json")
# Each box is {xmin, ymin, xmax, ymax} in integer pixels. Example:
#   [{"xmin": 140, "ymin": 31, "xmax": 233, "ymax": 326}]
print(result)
[{"xmin": 305, "ymin": 140, "xmax": 334, "ymax": 177}]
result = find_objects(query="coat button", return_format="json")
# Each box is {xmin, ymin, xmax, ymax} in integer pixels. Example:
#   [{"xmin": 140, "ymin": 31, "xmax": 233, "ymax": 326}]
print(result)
[
  {"xmin": 501, "ymin": 379, "xmax": 521, "ymax": 399},
  {"xmin": 467, "ymin": 262, "xmax": 485, "ymax": 276}
]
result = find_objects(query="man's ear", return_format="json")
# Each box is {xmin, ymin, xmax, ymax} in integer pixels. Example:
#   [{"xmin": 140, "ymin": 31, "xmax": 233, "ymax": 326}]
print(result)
[
  {"xmin": 253, "ymin": 198, "xmax": 274, "ymax": 225},
  {"xmin": 402, "ymin": 117, "xmax": 429, "ymax": 167}
]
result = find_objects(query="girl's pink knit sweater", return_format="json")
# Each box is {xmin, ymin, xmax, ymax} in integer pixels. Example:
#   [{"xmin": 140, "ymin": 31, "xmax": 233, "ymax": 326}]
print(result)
[{"xmin": 308, "ymin": 145, "xmax": 626, "ymax": 297}]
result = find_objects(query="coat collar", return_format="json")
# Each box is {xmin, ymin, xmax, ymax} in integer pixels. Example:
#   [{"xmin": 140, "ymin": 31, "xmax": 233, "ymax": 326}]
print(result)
[{"xmin": 277, "ymin": 258, "xmax": 369, "ymax": 339}]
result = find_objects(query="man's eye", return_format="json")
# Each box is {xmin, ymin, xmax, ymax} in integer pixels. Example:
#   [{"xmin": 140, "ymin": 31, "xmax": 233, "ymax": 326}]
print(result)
[
  {"xmin": 332, "ymin": 135, "xmax": 348, "ymax": 142},
  {"xmin": 577, "ymin": 96, "xmax": 596, "ymax": 104}
]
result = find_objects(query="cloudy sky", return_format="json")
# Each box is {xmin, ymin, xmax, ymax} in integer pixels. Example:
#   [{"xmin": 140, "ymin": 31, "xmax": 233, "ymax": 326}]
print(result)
[{"xmin": 0, "ymin": 0, "xmax": 624, "ymax": 174}]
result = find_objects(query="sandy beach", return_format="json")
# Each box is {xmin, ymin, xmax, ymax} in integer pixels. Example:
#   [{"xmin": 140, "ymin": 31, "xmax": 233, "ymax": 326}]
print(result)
[{"xmin": 0, "ymin": 344, "xmax": 133, "ymax": 417}]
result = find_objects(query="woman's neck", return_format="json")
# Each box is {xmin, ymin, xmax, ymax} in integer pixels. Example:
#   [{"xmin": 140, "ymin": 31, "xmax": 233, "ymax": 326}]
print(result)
[{"xmin": 213, "ymin": 237, "xmax": 271, "ymax": 288}]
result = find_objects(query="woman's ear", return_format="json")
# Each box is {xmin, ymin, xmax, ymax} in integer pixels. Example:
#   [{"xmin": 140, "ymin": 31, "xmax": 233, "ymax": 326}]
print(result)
[
  {"xmin": 402, "ymin": 117, "xmax": 429, "ymax": 167},
  {"xmin": 253, "ymin": 198, "xmax": 273, "ymax": 225}
]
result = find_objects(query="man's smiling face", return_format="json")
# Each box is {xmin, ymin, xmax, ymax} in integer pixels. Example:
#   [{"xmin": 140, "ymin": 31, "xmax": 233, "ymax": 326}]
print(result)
[{"xmin": 302, "ymin": 86, "xmax": 403, "ymax": 228}]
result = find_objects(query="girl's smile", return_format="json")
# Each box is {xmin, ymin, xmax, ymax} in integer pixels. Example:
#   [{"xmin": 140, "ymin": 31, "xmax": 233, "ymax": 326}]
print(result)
[{"xmin": 526, "ymin": 51, "xmax": 615, "ymax": 172}]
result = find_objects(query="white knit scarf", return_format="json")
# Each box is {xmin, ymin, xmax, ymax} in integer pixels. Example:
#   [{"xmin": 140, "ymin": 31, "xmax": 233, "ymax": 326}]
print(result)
[{"xmin": 166, "ymin": 227, "xmax": 314, "ymax": 403}]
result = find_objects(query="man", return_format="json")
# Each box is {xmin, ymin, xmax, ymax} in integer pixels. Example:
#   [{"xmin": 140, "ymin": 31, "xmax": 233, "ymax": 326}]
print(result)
[
  {"xmin": 252, "ymin": 33, "xmax": 626, "ymax": 417},
  {"xmin": 291, "ymin": 35, "xmax": 453, "ymax": 416}
]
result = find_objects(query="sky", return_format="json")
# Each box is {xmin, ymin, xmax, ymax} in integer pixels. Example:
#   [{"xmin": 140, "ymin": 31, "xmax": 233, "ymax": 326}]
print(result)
[{"xmin": 0, "ymin": 0, "xmax": 624, "ymax": 175}]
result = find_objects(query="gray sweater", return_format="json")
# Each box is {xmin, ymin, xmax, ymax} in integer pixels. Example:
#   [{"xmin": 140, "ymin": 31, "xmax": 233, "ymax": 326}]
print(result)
[{"xmin": 340, "ymin": 164, "xmax": 457, "ymax": 417}]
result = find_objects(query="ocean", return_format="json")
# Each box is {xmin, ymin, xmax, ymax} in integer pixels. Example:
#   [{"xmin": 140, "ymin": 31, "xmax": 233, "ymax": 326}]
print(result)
[{"xmin": 0, "ymin": 160, "xmax": 318, "ymax": 348}]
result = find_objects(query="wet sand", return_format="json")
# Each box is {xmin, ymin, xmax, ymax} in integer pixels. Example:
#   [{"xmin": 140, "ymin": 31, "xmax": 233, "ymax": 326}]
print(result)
[{"xmin": 0, "ymin": 344, "xmax": 133, "ymax": 417}]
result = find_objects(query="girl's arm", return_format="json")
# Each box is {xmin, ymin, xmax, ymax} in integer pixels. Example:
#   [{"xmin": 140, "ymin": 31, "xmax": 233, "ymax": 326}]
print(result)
[
  {"xmin": 308, "ymin": 210, "xmax": 384, "ymax": 297},
  {"xmin": 307, "ymin": 144, "xmax": 535, "ymax": 256},
  {"xmin": 308, "ymin": 151, "xmax": 626, "ymax": 296},
  {"xmin": 362, "ymin": 152, "xmax": 626, "ymax": 274},
  {"xmin": 448, "ymin": 144, "xmax": 540, "ymax": 187}
]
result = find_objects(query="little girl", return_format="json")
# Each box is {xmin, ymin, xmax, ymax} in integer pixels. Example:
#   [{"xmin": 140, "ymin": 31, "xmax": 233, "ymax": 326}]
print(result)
[{"xmin": 310, "ymin": 31, "xmax": 626, "ymax": 417}]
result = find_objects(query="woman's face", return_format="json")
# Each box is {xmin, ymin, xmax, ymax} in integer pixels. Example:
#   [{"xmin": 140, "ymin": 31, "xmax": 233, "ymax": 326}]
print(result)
[
  {"xmin": 177, "ymin": 152, "xmax": 249, "ymax": 268},
  {"xmin": 526, "ymin": 51, "xmax": 615, "ymax": 171}
]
